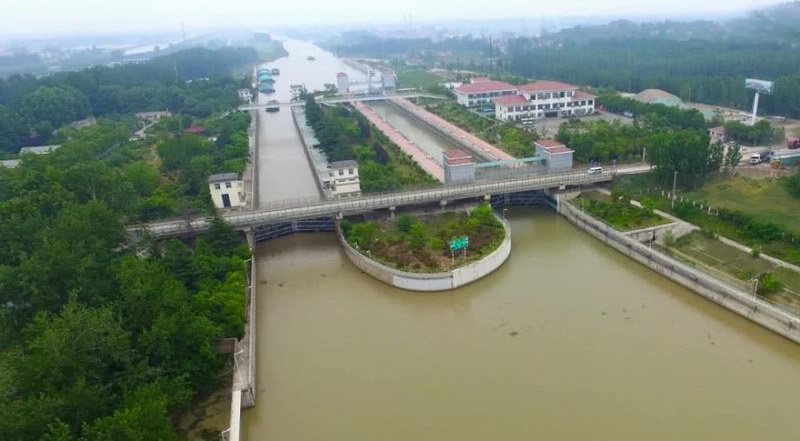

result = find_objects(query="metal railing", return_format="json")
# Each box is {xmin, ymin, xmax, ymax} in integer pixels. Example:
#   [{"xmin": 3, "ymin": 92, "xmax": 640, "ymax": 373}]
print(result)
[{"xmin": 130, "ymin": 169, "xmax": 617, "ymax": 238}]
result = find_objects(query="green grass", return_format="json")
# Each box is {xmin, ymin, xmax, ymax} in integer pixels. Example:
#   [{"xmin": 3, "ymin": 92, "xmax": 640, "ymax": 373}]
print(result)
[
  {"xmin": 575, "ymin": 191, "xmax": 671, "ymax": 231},
  {"xmin": 425, "ymin": 101, "xmax": 538, "ymax": 158},
  {"xmin": 396, "ymin": 70, "xmax": 444, "ymax": 89},
  {"xmin": 682, "ymin": 175, "xmax": 800, "ymax": 233},
  {"xmin": 669, "ymin": 231, "xmax": 800, "ymax": 310}
]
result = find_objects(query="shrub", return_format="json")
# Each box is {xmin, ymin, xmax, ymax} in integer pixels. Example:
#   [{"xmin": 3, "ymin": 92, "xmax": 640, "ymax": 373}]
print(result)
[
  {"xmin": 751, "ymin": 246, "xmax": 761, "ymax": 258},
  {"xmin": 758, "ymin": 272, "xmax": 783, "ymax": 295}
]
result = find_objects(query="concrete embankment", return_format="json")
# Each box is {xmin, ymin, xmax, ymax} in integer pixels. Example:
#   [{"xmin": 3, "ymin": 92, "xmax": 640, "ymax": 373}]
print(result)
[
  {"xmin": 559, "ymin": 201, "xmax": 800, "ymax": 344},
  {"xmin": 291, "ymin": 106, "xmax": 328, "ymax": 197},
  {"xmin": 354, "ymin": 101, "xmax": 445, "ymax": 182},
  {"xmin": 337, "ymin": 216, "xmax": 511, "ymax": 291},
  {"xmin": 387, "ymin": 97, "xmax": 516, "ymax": 163}
]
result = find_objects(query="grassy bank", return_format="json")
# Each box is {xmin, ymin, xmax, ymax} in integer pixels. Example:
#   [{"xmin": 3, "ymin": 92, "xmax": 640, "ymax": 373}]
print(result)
[
  {"xmin": 304, "ymin": 96, "xmax": 438, "ymax": 192},
  {"xmin": 574, "ymin": 191, "xmax": 670, "ymax": 231},
  {"xmin": 423, "ymin": 101, "xmax": 538, "ymax": 158},
  {"xmin": 341, "ymin": 203, "xmax": 504, "ymax": 272},
  {"xmin": 665, "ymin": 231, "xmax": 800, "ymax": 311},
  {"xmin": 614, "ymin": 173, "xmax": 800, "ymax": 266}
]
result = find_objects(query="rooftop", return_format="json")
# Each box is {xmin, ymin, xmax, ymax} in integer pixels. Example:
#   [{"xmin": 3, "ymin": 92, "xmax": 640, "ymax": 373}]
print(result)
[
  {"xmin": 709, "ymin": 126, "xmax": 725, "ymax": 134},
  {"xmin": 444, "ymin": 148, "xmax": 475, "ymax": 166},
  {"xmin": 0, "ymin": 159, "xmax": 20, "ymax": 168},
  {"xmin": 184, "ymin": 125, "xmax": 206, "ymax": 134},
  {"xmin": 535, "ymin": 139, "xmax": 574, "ymax": 154},
  {"xmin": 330, "ymin": 159, "xmax": 359, "ymax": 169},
  {"xmin": 471, "ymin": 76, "xmax": 491, "ymax": 83},
  {"xmin": 19, "ymin": 144, "xmax": 61, "ymax": 155},
  {"xmin": 573, "ymin": 90, "xmax": 597, "ymax": 100},
  {"xmin": 494, "ymin": 95, "xmax": 528, "ymax": 105},
  {"xmin": 455, "ymin": 80, "xmax": 517, "ymax": 94},
  {"xmin": 519, "ymin": 80, "xmax": 577, "ymax": 93},
  {"xmin": 337, "ymin": 72, "xmax": 348, "ymax": 77},
  {"xmin": 208, "ymin": 173, "xmax": 240, "ymax": 183}
]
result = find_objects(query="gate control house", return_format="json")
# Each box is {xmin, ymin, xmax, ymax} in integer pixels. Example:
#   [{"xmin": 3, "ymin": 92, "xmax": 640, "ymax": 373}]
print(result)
[
  {"xmin": 208, "ymin": 173, "xmax": 245, "ymax": 209},
  {"xmin": 535, "ymin": 139, "xmax": 574, "ymax": 172}
]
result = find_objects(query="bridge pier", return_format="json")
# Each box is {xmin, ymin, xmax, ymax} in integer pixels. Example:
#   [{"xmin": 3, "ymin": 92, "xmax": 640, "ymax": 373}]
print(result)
[
  {"xmin": 440, "ymin": 200, "xmax": 448, "ymax": 211},
  {"xmin": 389, "ymin": 206, "xmax": 396, "ymax": 219}
]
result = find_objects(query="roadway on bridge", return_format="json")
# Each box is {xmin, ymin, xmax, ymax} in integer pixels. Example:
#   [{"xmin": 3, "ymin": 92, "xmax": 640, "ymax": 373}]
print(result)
[{"xmin": 132, "ymin": 167, "xmax": 650, "ymax": 238}]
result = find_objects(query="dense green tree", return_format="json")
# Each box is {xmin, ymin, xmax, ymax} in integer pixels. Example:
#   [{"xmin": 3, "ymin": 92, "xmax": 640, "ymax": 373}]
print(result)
[
  {"xmin": 21, "ymin": 85, "xmax": 90, "ymax": 131},
  {"xmin": 0, "ymin": 105, "xmax": 29, "ymax": 152},
  {"xmin": 725, "ymin": 143, "xmax": 743, "ymax": 170}
]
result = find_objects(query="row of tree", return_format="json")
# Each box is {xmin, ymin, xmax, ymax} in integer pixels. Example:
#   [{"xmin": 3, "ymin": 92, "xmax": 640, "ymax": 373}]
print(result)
[
  {"xmin": 0, "ymin": 47, "xmax": 258, "ymax": 152},
  {"xmin": 0, "ymin": 121, "xmax": 250, "ymax": 439}
]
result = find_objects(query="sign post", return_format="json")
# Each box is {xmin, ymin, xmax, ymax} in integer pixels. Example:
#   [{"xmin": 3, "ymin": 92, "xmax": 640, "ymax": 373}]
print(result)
[{"xmin": 449, "ymin": 236, "xmax": 469, "ymax": 265}]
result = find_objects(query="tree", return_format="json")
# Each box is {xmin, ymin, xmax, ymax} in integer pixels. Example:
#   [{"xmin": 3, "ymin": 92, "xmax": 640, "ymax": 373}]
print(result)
[
  {"xmin": 785, "ymin": 171, "xmax": 800, "ymax": 198},
  {"xmin": 725, "ymin": 142, "xmax": 742, "ymax": 171},
  {"xmin": 708, "ymin": 141, "xmax": 725, "ymax": 172},
  {"xmin": 20, "ymin": 85, "xmax": 90, "ymax": 131},
  {"xmin": 0, "ymin": 105, "xmax": 29, "ymax": 152}
]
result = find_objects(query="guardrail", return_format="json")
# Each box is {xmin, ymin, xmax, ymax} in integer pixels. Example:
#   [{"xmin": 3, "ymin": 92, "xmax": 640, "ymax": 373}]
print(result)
[{"xmin": 130, "ymin": 169, "xmax": 617, "ymax": 238}]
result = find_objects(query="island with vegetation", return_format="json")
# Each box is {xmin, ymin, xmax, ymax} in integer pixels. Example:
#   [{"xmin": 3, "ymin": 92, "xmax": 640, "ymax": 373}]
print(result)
[
  {"xmin": 304, "ymin": 95, "xmax": 438, "ymax": 192},
  {"xmin": 574, "ymin": 191, "xmax": 670, "ymax": 231},
  {"xmin": 338, "ymin": 203, "xmax": 511, "ymax": 291}
]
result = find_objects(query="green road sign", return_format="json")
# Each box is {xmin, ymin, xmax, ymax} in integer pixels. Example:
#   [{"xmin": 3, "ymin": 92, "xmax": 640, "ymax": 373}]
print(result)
[{"xmin": 449, "ymin": 236, "xmax": 469, "ymax": 251}]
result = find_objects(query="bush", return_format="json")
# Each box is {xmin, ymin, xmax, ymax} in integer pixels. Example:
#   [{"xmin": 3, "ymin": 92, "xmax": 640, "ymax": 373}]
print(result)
[
  {"xmin": 758, "ymin": 272, "xmax": 783, "ymax": 295},
  {"xmin": 751, "ymin": 246, "xmax": 761, "ymax": 258}
]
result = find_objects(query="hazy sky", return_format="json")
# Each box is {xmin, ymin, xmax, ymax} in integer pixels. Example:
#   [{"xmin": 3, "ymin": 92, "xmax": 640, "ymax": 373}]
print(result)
[{"xmin": 0, "ymin": 0, "xmax": 787, "ymax": 38}]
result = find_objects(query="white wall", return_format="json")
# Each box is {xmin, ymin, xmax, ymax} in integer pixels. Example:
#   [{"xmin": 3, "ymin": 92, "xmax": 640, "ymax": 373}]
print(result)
[{"xmin": 209, "ymin": 180, "xmax": 245, "ymax": 208}]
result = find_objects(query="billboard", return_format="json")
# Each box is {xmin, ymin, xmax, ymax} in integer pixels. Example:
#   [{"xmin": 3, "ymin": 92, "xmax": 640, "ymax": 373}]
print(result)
[{"xmin": 745, "ymin": 78, "xmax": 775, "ymax": 94}]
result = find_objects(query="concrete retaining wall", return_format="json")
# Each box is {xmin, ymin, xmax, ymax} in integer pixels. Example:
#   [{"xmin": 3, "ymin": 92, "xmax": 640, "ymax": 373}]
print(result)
[
  {"xmin": 337, "ymin": 215, "xmax": 511, "ymax": 291},
  {"xmin": 291, "ymin": 106, "xmax": 327, "ymax": 197},
  {"xmin": 560, "ymin": 202, "xmax": 800, "ymax": 344}
]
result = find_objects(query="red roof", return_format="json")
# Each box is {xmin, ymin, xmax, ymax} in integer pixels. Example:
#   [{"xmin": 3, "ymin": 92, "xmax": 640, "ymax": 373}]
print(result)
[
  {"xmin": 471, "ymin": 76, "xmax": 491, "ymax": 83},
  {"xmin": 493, "ymin": 95, "xmax": 528, "ymax": 105},
  {"xmin": 184, "ymin": 125, "xmax": 206, "ymax": 134},
  {"xmin": 519, "ymin": 80, "xmax": 577, "ymax": 93},
  {"xmin": 444, "ymin": 148, "xmax": 474, "ymax": 165},
  {"xmin": 536, "ymin": 139, "xmax": 574, "ymax": 154},
  {"xmin": 573, "ymin": 90, "xmax": 596, "ymax": 100},
  {"xmin": 455, "ymin": 80, "xmax": 517, "ymax": 94}
]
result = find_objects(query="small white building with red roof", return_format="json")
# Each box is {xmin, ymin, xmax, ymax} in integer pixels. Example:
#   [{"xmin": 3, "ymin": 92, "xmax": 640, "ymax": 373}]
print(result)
[
  {"xmin": 442, "ymin": 148, "xmax": 476, "ymax": 185},
  {"xmin": 535, "ymin": 139, "xmax": 574, "ymax": 172},
  {"xmin": 454, "ymin": 78, "xmax": 518, "ymax": 108},
  {"xmin": 494, "ymin": 80, "xmax": 596, "ymax": 123}
]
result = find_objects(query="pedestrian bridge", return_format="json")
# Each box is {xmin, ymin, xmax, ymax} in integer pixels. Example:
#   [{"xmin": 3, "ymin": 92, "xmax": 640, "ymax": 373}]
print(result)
[
  {"xmin": 238, "ymin": 92, "xmax": 447, "ymax": 110},
  {"xmin": 129, "ymin": 169, "xmax": 617, "ymax": 239}
]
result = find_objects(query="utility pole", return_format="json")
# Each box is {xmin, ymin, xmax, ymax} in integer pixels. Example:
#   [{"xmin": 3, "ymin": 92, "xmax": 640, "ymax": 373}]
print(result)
[
  {"xmin": 671, "ymin": 170, "xmax": 678, "ymax": 209},
  {"xmin": 642, "ymin": 147, "xmax": 646, "ymax": 163},
  {"xmin": 489, "ymin": 35, "xmax": 493, "ymax": 73}
]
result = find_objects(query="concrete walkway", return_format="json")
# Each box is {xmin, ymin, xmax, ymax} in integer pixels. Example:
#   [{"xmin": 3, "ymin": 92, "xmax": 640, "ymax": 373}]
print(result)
[
  {"xmin": 594, "ymin": 187, "xmax": 800, "ymax": 274},
  {"xmin": 389, "ymin": 97, "xmax": 516, "ymax": 162},
  {"xmin": 354, "ymin": 101, "xmax": 444, "ymax": 182}
]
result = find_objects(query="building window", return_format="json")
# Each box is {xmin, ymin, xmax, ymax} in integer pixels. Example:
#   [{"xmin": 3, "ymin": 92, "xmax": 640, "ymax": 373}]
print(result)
[
  {"xmin": 348, "ymin": 168, "xmax": 354, "ymax": 175},
  {"xmin": 214, "ymin": 183, "xmax": 221, "ymax": 190},
  {"xmin": 339, "ymin": 170, "xmax": 344, "ymax": 176},
  {"xmin": 225, "ymin": 182, "xmax": 232, "ymax": 188}
]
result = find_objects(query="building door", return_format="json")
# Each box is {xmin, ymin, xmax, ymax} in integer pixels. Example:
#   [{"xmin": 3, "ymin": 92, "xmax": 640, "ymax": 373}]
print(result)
[{"xmin": 222, "ymin": 194, "xmax": 231, "ymax": 208}]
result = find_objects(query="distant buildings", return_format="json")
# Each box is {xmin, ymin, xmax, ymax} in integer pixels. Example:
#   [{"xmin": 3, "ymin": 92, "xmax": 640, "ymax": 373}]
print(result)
[
  {"xmin": 454, "ymin": 78, "xmax": 517, "ymax": 108},
  {"xmin": 535, "ymin": 139, "xmax": 574, "ymax": 172},
  {"xmin": 454, "ymin": 77, "xmax": 595, "ymax": 123},
  {"xmin": 337, "ymin": 72, "xmax": 350, "ymax": 95},
  {"xmin": 328, "ymin": 160, "xmax": 361, "ymax": 198},
  {"xmin": 184, "ymin": 125, "xmax": 206, "ymax": 135},
  {"xmin": 0, "ymin": 160, "xmax": 20, "ymax": 169},
  {"xmin": 494, "ymin": 81, "xmax": 596, "ymax": 123},
  {"xmin": 19, "ymin": 144, "xmax": 61, "ymax": 155},
  {"xmin": 135, "ymin": 111, "xmax": 172, "ymax": 122},
  {"xmin": 208, "ymin": 173, "xmax": 245, "ymax": 209},
  {"xmin": 238, "ymin": 88, "xmax": 253, "ymax": 102},
  {"xmin": 380, "ymin": 68, "xmax": 397, "ymax": 91},
  {"xmin": 708, "ymin": 126, "xmax": 726, "ymax": 143}
]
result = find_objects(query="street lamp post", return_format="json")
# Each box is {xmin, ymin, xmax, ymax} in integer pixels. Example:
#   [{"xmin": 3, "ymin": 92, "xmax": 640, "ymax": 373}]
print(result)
[{"xmin": 671, "ymin": 170, "xmax": 678, "ymax": 209}]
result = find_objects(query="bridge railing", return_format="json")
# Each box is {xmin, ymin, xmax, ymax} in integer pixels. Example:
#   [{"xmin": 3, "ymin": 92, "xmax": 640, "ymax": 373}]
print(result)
[{"xmin": 132, "ymin": 169, "xmax": 617, "ymax": 237}]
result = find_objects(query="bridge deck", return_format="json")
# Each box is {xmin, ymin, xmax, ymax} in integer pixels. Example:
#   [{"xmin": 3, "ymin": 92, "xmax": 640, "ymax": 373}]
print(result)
[{"xmin": 131, "ymin": 169, "xmax": 618, "ymax": 238}]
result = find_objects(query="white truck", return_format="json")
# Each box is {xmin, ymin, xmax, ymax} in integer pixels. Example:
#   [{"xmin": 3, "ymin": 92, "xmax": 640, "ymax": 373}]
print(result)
[{"xmin": 749, "ymin": 150, "xmax": 773, "ymax": 165}]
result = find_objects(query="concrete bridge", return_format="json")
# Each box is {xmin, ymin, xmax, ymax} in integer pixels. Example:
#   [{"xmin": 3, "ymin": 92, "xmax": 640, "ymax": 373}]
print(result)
[
  {"xmin": 129, "ymin": 168, "xmax": 621, "ymax": 239},
  {"xmin": 238, "ymin": 92, "xmax": 447, "ymax": 111}
]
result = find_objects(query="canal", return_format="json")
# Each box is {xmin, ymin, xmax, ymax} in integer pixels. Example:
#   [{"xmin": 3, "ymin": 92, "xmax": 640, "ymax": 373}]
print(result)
[
  {"xmin": 241, "ymin": 40, "xmax": 800, "ymax": 440},
  {"xmin": 367, "ymin": 100, "xmax": 462, "ymax": 165}
]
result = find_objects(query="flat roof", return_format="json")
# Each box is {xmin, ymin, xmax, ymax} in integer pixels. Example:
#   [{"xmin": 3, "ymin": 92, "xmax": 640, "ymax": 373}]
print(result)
[
  {"xmin": 573, "ymin": 90, "xmax": 596, "ymax": 100},
  {"xmin": 519, "ymin": 80, "xmax": 578, "ymax": 93},
  {"xmin": 208, "ymin": 173, "xmax": 240, "ymax": 183},
  {"xmin": 455, "ymin": 80, "xmax": 517, "ymax": 94},
  {"xmin": 0, "ymin": 159, "xmax": 20, "ymax": 168},
  {"xmin": 330, "ymin": 159, "xmax": 358, "ymax": 169},
  {"xmin": 535, "ymin": 139, "xmax": 574, "ymax": 154},
  {"xmin": 18, "ymin": 145, "xmax": 61, "ymax": 154}
]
